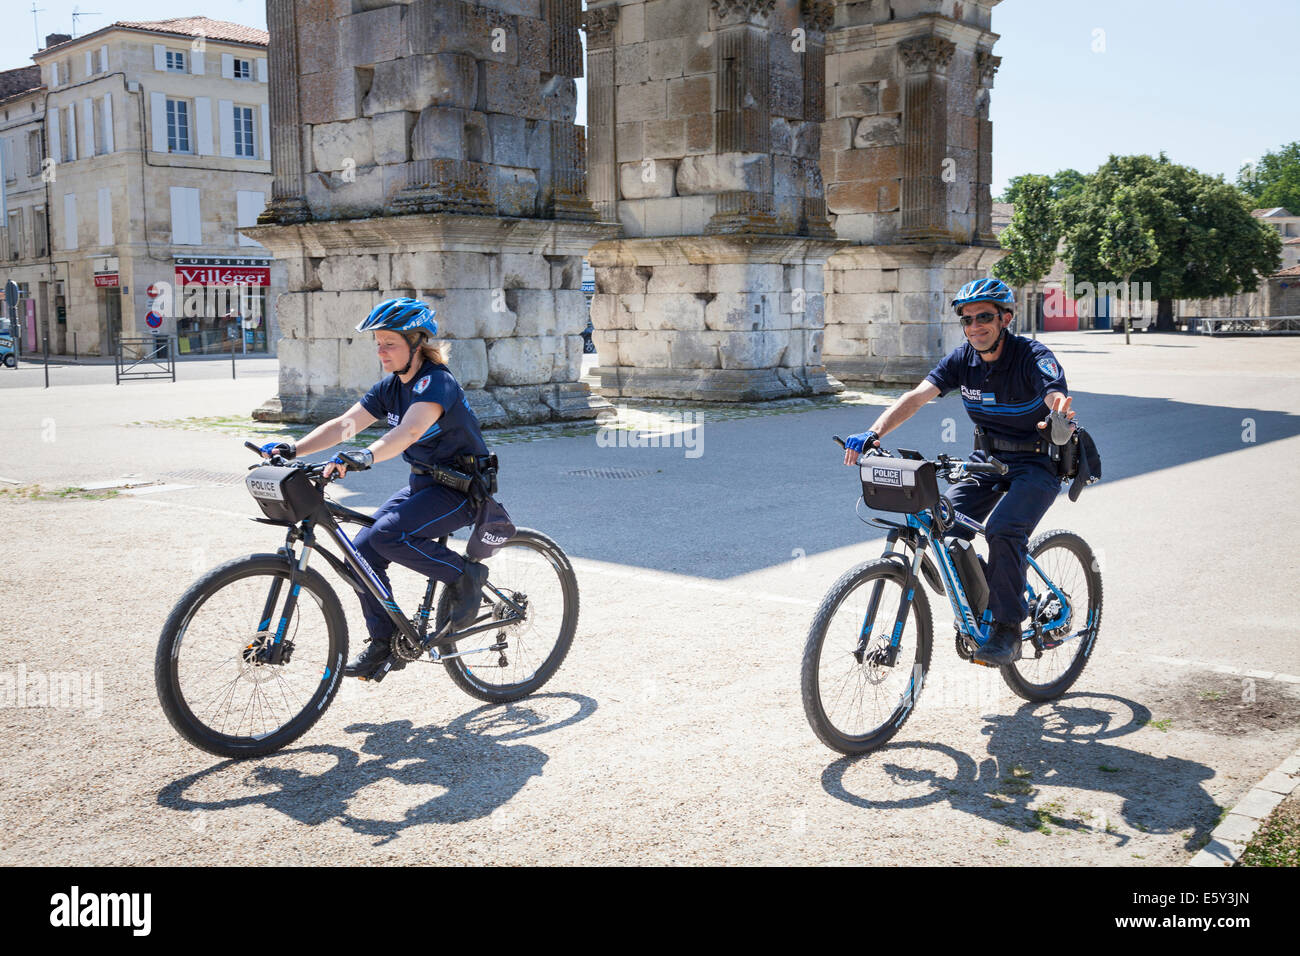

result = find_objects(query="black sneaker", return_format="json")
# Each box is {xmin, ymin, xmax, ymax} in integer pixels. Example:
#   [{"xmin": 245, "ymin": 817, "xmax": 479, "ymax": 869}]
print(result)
[
  {"xmin": 973, "ymin": 623, "xmax": 1023, "ymax": 666},
  {"xmin": 450, "ymin": 560, "xmax": 490, "ymax": 628},
  {"xmin": 344, "ymin": 636, "xmax": 392, "ymax": 679}
]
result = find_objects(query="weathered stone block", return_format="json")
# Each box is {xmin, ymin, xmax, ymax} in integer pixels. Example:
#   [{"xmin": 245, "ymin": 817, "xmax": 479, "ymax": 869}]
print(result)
[
  {"xmin": 487, "ymin": 335, "xmax": 557, "ymax": 385},
  {"xmin": 676, "ymin": 153, "xmax": 769, "ymax": 195},
  {"xmin": 390, "ymin": 251, "xmax": 491, "ymax": 290},
  {"xmin": 704, "ymin": 292, "xmax": 764, "ymax": 331},
  {"xmin": 900, "ymin": 323, "xmax": 942, "ymax": 356},
  {"xmin": 900, "ymin": 292, "xmax": 945, "ymax": 324},
  {"xmin": 308, "ymin": 290, "xmax": 378, "ymax": 338},
  {"xmin": 666, "ymin": 330, "xmax": 718, "ymax": 368},
  {"xmin": 686, "ymin": 113, "xmax": 713, "ymax": 153},
  {"xmin": 643, "ymin": 120, "xmax": 687, "ymax": 159},
  {"xmin": 717, "ymin": 331, "xmax": 787, "ymax": 369},
  {"xmin": 541, "ymin": 76, "xmax": 578, "ymax": 123},
  {"xmin": 708, "ymin": 263, "xmax": 784, "ymax": 293},
  {"xmin": 317, "ymin": 255, "xmax": 380, "ymax": 291},
  {"xmin": 620, "ymin": 1, "xmax": 646, "ymax": 43},
  {"xmin": 646, "ymin": 265, "xmax": 709, "ymax": 295},
  {"xmin": 616, "ymin": 81, "xmax": 667, "ymax": 122},
  {"xmin": 667, "ymin": 74, "xmax": 712, "ymax": 117},
  {"xmin": 679, "ymin": 195, "xmax": 717, "ymax": 233},
  {"xmin": 517, "ymin": 17, "xmax": 551, "ymax": 72},
  {"xmin": 444, "ymin": 337, "xmax": 488, "ymax": 389},
  {"xmin": 489, "ymin": 384, "xmax": 549, "ymax": 421},
  {"xmin": 363, "ymin": 55, "xmax": 477, "ymax": 115},
  {"xmin": 620, "ymin": 160, "xmax": 676, "ymax": 199},
  {"xmin": 684, "ymin": 33, "xmax": 713, "ymax": 74},
  {"xmin": 648, "ymin": 38, "xmax": 684, "ymax": 79},
  {"xmin": 338, "ymin": 5, "xmax": 405, "ymax": 67},
  {"xmin": 871, "ymin": 327, "xmax": 901, "ymax": 358},
  {"xmin": 549, "ymin": 257, "xmax": 584, "ymax": 292},
  {"xmin": 298, "ymin": 19, "xmax": 339, "ymax": 76},
  {"xmin": 371, "ymin": 111, "xmax": 413, "ymax": 165},
  {"xmin": 301, "ymin": 69, "xmax": 363, "ymax": 125},
  {"xmin": 551, "ymin": 334, "xmax": 584, "ymax": 383},
  {"xmin": 644, "ymin": 0, "xmax": 709, "ymax": 41},
  {"xmin": 494, "ymin": 253, "xmax": 552, "ymax": 290},
  {"xmin": 770, "ymin": 117, "xmax": 794, "ymax": 155},
  {"xmin": 494, "ymin": 165, "xmax": 539, "ymax": 217},
  {"xmin": 854, "ymin": 116, "xmax": 902, "ymax": 148},
  {"xmin": 304, "ymin": 164, "xmax": 386, "ymax": 219},
  {"xmin": 424, "ymin": 288, "xmax": 515, "ymax": 339},
  {"xmin": 635, "ymin": 294, "xmax": 705, "ymax": 331},
  {"xmin": 616, "ymin": 42, "xmax": 650, "ymax": 84},
  {"xmin": 554, "ymin": 288, "xmax": 589, "ymax": 331},
  {"xmin": 616, "ymin": 329, "xmax": 671, "ymax": 367},
  {"xmin": 836, "ymin": 80, "xmax": 880, "ymax": 117},
  {"xmin": 616, "ymin": 122, "xmax": 645, "ymax": 162},
  {"xmin": 595, "ymin": 265, "xmax": 652, "ymax": 295},
  {"xmin": 483, "ymin": 62, "xmax": 545, "ymax": 120},
  {"xmin": 821, "ymin": 117, "xmax": 854, "ymax": 152},
  {"xmin": 835, "ymin": 147, "xmax": 900, "ymax": 183},
  {"xmin": 826, "ymin": 181, "xmax": 877, "ymax": 215},
  {"xmin": 509, "ymin": 290, "xmax": 558, "ymax": 336},
  {"xmin": 410, "ymin": 107, "xmax": 465, "ymax": 161},
  {"xmin": 276, "ymin": 292, "xmax": 306, "ymax": 338},
  {"xmin": 641, "ymin": 197, "xmax": 683, "ymax": 235}
]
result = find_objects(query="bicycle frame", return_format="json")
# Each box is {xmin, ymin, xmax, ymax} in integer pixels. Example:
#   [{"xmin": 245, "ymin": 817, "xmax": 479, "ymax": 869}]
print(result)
[
  {"xmin": 255, "ymin": 499, "xmax": 526, "ymax": 665},
  {"xmin": 867, "ymin": 502, "xmax": 1085, "ymax": 658}
]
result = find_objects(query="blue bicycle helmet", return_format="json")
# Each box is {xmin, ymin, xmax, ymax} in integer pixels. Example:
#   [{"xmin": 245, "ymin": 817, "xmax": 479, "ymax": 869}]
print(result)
[
  {"xmin": 357, "ymin": 298, "xmax": 439, "ymax": 375},
  {"xmin": 951, "ymin": 277, "xmax": 1015, "ymax": 313},
  {"xmin": 355, "ymin": 297, "xmax": 438, "ymax": 336}
]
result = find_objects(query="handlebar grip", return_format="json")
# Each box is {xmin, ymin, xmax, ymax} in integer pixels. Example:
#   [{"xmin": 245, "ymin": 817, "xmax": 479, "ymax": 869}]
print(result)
[
  {"xmin": 832, "ymin": 435, "xmax": 847, "ymax": 449},
  {"xmin": 244, "ymin": 440, "xmax": 262, "ymax": 455},
  {"xmin": 989, "ymin": 456, "xmax": 1008, "ymax": 476},
  {"xmin": 962, "ymin": 457, "xmax": 1008, "ymax": 476}
]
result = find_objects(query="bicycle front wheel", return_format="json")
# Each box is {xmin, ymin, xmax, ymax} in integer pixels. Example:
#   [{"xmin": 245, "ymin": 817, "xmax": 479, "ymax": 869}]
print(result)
[
  {"xmin": 801, "ymin": 558, "xmax": 932, "ymax": 755},
  {"xmin": 155, "ymin": 554, "xmax": 348, "ymax": 759},
  {"xmin": 1001, "ymin": 530, "xmax": 1103, "ymax": 702},
  {"xmin": 435, "ymin": 529, "xmax": 578, "ymax": 703}
]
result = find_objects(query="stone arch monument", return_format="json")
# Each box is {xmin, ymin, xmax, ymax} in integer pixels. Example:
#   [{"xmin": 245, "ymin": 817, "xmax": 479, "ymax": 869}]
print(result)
[{"xmin": 247, "ymin": 0, "xmax": 1003, "ymax": 423}]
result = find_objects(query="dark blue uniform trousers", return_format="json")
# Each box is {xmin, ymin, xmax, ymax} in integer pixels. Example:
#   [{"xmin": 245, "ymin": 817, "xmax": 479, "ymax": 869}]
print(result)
[
  {"xmin": 944, "ymin": 453, "xmax": 1059, "ymax": 625},
  {"xmin": 351, "ymin": 475, "xmax": 474, "ymax": 642}
]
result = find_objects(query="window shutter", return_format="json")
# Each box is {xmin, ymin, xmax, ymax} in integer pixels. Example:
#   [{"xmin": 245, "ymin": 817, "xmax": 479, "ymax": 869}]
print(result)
[
  {"xmin": 191, "ymin": 50, "xmax": 205, "ymax": 75},
  {"xmin": 150, "ymin": 93, "xmax": 168, "ymax": 152},
  {"xmin": 66, "ymin": 102, "xmax": 76, "ymax": 161},
  {"xmin": 47, "ymin": 108, "xmax": 60, "ymax": 167},
  {"xmin": 102, "ymin": 94, "xmax": 114, "ymax": 153},
  {"xmin": 98, "ymin": 187, "xmax": 112, "ymax": 246},
  {"xmin": 260, "ymin": 105, "xmax": 269, "ymax": 161},
  {"xmin": 221, "ymin": 54, "xmax": 234, "ymax": 79},
  {"xmin": 218, "ymin": 99, "xmax": 235, "ymax": 157},
  {"xmin": 194, "ymin": 98, "xmax": 214, "ymax": 155},
  {"xmin": 84, "ymin": 50, "xmax": 93, "ymax": 77},
  {"xmin": 83, "ymin": 98, "xmax": 95, "ymax": 156},
  {"xmin": 101, "ymin": 45, "xmax": 109, "ymax": 73},
  {"xmin": 49, "ymin": 63, "xmax": 58, "ymax": 89},
  {"xmin": 63, "ymin": 193, "xmax": 77, "ymax": 251},
  {"xmin": 154, "ymin": 44, "xmax": 167, "ymax": 71},
  {"xmin": 256, "ymin": 58, "xmax": 267, "ymax": 83}
]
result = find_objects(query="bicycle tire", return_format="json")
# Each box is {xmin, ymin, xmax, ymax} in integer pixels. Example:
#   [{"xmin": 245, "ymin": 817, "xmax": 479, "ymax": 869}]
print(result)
[
  {"xmin": 434, "ymin": 528, "xmax": 578, "ymax": 703},
  {"xmin": 1001, "ymin": 530, "xmax": 1103, "ymax": 702},
  {"xmin": 801, "ymin": 558, "xmax": 932, "ymax": 755},
  {"xmin": 155, "ymin": 554, "xmax": 348, "ymax": 759}
]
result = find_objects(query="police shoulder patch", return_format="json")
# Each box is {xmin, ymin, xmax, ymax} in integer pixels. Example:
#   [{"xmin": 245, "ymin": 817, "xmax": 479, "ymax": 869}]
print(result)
[
  {"xmin": 1037, "ymin": 357, "xmax": 1060, "ymax": 379},
  {"xmin": 413, "ymin": 374, "xmax": 432, "ymax": 394}
]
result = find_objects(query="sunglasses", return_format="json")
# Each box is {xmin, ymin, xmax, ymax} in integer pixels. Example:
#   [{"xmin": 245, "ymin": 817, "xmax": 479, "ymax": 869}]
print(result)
[{"xmin": 960, "ymin": 311, "xmax": 1002, "ymax": 327}]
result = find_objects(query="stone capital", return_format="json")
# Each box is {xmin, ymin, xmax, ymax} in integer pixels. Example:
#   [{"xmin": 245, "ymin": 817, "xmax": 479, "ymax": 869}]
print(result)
[
  {"xmin": 711, "ymin": 0, "xmax": 777, "ymax": 24},
  {"xmin": 898, "ymin": 35, "xmax": 957, "ymax": 74},
  {"xmin": 801, "ymin": 0, "xmax": 835, "ymax": 34},
  {"xmin": 976, "ymin": 50, "xmax": 1002, "ymax": 87},
  {"xmin": 582, "ymin": 3, "xmax": 619, "ymax": 50}
]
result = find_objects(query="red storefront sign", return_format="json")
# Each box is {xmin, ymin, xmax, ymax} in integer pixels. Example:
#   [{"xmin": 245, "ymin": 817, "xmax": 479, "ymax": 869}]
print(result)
[
  {"xmin": 93, "ymin": 273, "xmax": 120, "ymax": 287},
  {"xmin": 174, "ymin": 266, "xmax": 271, "ymax": 286}
]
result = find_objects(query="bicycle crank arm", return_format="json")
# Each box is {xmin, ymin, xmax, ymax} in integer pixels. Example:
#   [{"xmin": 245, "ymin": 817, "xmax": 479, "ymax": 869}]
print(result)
[{"xmin": 428, "ymin": 641, "xmax": 509, "ymax": 662}]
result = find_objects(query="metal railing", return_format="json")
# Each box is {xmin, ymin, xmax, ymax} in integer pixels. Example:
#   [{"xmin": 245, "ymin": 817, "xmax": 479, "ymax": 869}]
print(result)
[
  {"xmin": 115, "ymin": 336, "xmax": 177, "ymax": 384},
  {"xmin": 1188, "ymin": 316, "xmax": 1300, "ymax": 335}
]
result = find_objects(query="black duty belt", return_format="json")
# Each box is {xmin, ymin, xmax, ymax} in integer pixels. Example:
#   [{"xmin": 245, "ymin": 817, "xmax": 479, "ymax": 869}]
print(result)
[
  {"xmin": 410, "ymin": 454, "xmax": 499, "ymax": 499},
  {"xmin": 974, "ymin": 426, "xmax": 1049, "ymax": 456}
]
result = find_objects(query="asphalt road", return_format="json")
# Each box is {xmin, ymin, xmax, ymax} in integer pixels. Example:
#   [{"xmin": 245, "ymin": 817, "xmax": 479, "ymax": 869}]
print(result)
[{"xmin": 1, "ymin": 331, "xmax": 1296, "ymax": 864}]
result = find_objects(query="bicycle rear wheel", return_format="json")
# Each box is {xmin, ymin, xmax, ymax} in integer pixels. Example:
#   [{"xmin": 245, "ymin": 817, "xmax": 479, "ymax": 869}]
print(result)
[
  {"xmin": 1001, "ymin": 530, "xmax": 1103, "ymax": 701},
  {"xmin": 155, "ymin": 554, "xmax": 347, "ymax": 758},
  {"xmin": 435, "ymin": 529, "xmax": 577, "ymax": 703},
  {"xmin": 801, "ymin": 559, "xmax": 932, "ymax": 755}
]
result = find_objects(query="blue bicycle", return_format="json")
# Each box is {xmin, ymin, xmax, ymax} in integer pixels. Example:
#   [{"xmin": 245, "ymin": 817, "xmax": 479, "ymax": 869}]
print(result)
[{"xmin": 800, "ymin": 441, "xmax": 1103, "ymax": 755}]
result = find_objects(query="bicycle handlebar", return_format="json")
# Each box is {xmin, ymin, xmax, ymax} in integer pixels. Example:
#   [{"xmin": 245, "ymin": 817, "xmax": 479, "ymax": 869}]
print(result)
[
  {"xmin": 831, "ymin": 435, "xmax": 1008, "ymax": 479},
  {"xmin": 244, "ymin": 441, "xmax": 336, "ymax": 481}
]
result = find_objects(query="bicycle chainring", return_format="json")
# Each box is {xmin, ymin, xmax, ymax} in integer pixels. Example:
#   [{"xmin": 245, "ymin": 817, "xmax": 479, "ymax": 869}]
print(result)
[{"xmin": 391, "ymin": 630, "xmax": 426, "ymax": 663}]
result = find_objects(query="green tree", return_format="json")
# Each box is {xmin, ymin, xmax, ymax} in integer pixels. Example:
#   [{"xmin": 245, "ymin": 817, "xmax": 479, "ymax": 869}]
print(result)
[
  {"xmin": 997, "ymin": 169, "xmax": 1086, "ymax": 204},
  {"xmin": 1099, "ymin": 185, "xmax": 1160, "ymax": 344},
  {"xmin": 993, "ymin": 174, "xmax": 1059, "ymax": 337},
  {"xmin": 1238, "ymin": 142, "xmax": 1300, "ymax": 214},
  {"xmin": 1061, "ymin": 154, "xmax": 1282, "ymax": 330}
]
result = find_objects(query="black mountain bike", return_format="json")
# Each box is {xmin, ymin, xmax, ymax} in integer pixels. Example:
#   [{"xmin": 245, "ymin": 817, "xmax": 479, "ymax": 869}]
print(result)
[
  {"xmin": 800, "ymin": 441, "xmax": 1103, "ymax": 755},
  {"xmin": 155, "ymin": 445, "xmax": 578, "ymax": 759}
]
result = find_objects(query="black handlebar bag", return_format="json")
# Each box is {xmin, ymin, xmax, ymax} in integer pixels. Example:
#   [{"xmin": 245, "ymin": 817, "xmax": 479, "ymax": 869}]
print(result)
[
  {"xmin": 860, "ymin": 458, "xmax": 940, "ymax": 514},
  {"xmin": 245, "ymin": 466, "xmax": 324, "ymax": 522}
]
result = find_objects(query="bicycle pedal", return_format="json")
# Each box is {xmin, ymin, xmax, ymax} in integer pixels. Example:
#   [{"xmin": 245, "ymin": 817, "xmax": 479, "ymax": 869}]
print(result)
[{"xmin": 970, "ymin": 657, "xmax": 1000, "ymax": 669}]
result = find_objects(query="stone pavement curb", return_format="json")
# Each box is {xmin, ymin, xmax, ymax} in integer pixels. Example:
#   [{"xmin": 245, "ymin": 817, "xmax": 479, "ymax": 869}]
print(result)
[{"xmin": 1187, "ymin": 746, "xmax": 1300, "ymax": 867}]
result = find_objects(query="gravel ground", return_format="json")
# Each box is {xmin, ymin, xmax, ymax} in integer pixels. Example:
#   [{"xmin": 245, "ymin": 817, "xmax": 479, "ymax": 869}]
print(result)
[{"xmin": 1, "ymin": 331, "xmax": 1298, "ymax": 865}]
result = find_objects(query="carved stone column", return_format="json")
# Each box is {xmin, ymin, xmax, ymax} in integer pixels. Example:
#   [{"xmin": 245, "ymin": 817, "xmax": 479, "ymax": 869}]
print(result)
[
  {"xmin": 898, "ymin": 35, "xmax": 956, "ymax": 242},
  {"xmin": 974, "ymin": 50, "xmax": 1001, "ymax": 244},
  {"xmin": 258, "ymin": 0, "xmax": 309, "ymax": 224}
]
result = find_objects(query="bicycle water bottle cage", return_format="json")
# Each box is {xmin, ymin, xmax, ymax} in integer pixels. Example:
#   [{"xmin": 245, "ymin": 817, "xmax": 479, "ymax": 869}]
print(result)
[
  {"xmin": 245, "ymin": 465, "xmax": 325, "ymax": 523},
  {"xmin": 860, "ymin": 458, "xmax": 940, "ymax": 514}
]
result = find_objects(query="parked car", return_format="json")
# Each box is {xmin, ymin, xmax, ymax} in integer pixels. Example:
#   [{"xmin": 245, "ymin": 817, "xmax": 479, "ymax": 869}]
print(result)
[{"xmin": 0, "ymin": 317, "xmax": 15, "ymax": 368}]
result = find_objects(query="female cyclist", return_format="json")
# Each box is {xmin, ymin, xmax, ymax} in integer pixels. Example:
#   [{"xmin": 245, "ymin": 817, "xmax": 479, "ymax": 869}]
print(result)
[{"xmin": 258, "ymin": 297, "xmax": 491, "ymax": 679}]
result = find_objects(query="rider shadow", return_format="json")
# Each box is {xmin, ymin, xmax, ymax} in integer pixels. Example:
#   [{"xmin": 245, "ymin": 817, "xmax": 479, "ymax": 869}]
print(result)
[
  {"xmin": 158, "ymin": 692, "xmax": 597, "ymax": 846},
  {"xmin": 819, "ymin": 692, "xmax": 1220, "ymax": 851}
]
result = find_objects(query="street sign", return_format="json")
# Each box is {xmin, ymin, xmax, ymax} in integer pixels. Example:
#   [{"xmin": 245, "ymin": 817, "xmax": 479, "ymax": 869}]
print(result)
[
  {"xmin": 4, "ymin": 280, "xmax": 17, "ymax": 310},
  {"xmin": 146, "ymin": 312, "xmax": 163, "ymax": 329}
]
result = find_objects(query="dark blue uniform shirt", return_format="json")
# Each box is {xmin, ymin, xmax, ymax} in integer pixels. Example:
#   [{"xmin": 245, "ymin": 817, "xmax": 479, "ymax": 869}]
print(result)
[
  {"xmin": 359, "ymin": 360, "xmax": 489, "ymax": 470},
  {"xmin": 925, "ymin": 333, "xmax": 1068, "ymax": 444}
]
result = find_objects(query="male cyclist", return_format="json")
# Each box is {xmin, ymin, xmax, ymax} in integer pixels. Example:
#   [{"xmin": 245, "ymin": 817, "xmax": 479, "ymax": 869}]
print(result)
[
  {"xmin": 258, "ymin": 298, "xmax": 491, "ymax": 679},
  {"xmin": 842, "ymin": 278, "xmax": 1077, "ymax": 666}
]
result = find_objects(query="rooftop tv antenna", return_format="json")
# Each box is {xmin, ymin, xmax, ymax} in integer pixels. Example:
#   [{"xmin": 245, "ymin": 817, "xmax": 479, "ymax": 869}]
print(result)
[
  {"xmin": 71, "ymin": 6, "xmax": 101, "ymax": 38},
  {"xmin": 30, "ymin": 2, "xmax": 46, "ymax": 50}
]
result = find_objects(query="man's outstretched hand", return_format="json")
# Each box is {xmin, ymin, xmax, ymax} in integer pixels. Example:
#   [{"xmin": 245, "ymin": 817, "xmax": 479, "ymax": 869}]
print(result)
[{"xmin": 1038, "ymin": 394, "xmax": 1077, "ymax": 445}]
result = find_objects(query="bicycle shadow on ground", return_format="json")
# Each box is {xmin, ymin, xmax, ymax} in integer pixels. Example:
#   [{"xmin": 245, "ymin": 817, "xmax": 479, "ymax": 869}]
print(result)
[
  {"xmin": 157, "ymin": 692, "xmax": 596, "ymax": 846},
  {"xmin": 818, "ymin": 692, "xmax": 1220, "ymax": 852}
]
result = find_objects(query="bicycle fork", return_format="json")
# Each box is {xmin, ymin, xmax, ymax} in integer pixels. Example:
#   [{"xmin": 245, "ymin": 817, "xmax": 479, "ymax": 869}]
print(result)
[{"xmin": 855, "ymin": 532, "xmax": 923, "ymax": 669}]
